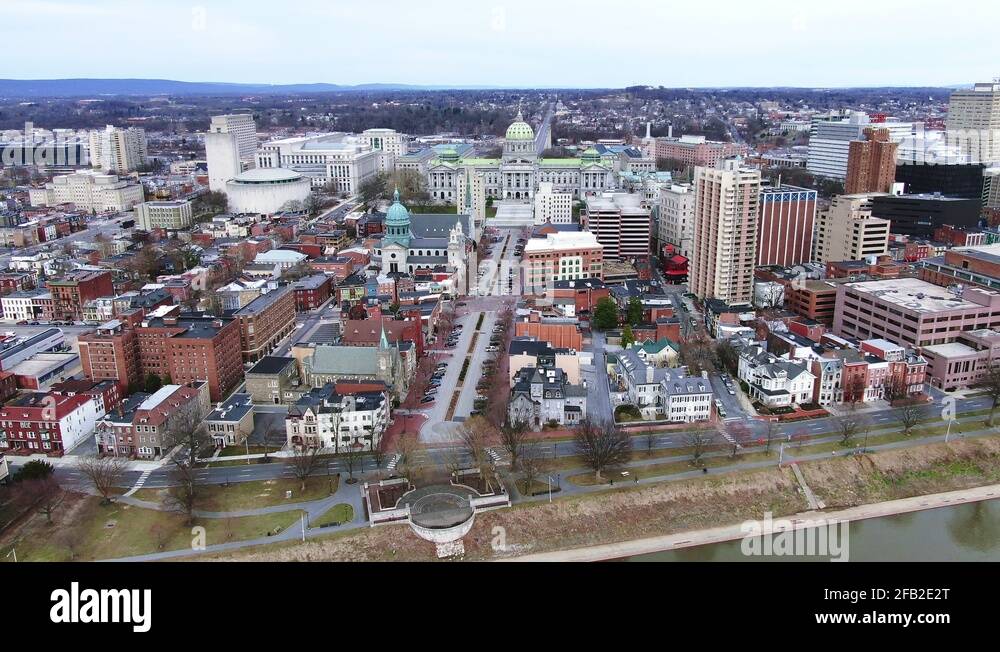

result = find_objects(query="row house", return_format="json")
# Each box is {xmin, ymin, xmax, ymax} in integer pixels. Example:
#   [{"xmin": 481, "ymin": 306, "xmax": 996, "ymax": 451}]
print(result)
[
  {"xmin": 0, "ymin": 391, "xmax": 102, "ymax": 456},
  {"xmin": 94, "ymin": 381, "xmax": 210, "ymax": 459}
]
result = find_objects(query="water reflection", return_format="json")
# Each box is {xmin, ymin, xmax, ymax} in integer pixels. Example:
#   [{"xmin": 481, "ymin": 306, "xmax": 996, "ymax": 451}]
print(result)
[{"xmin": 627, "ymin": 500, "xmax": 1000, "ymax": 562}]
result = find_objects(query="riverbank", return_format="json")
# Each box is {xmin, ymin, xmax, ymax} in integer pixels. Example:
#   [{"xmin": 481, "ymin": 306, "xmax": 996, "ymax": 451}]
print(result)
[
  {"xmin": 503, "ymin": 483, "xmax": 1000, "ymax": 562},
  {"xmin": 197, "ymin": 436, "xmax": 1000, "ymax": 562}
]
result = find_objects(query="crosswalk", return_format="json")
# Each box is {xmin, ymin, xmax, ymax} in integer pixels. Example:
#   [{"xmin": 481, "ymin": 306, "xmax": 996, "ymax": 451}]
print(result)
[
  {"xmin": 123, "ymin": 469, "xmax": 153, "ymax": 497},
  {"xmin": 386, "ymin": 453, "xmax": 401, "ymax": 473}
]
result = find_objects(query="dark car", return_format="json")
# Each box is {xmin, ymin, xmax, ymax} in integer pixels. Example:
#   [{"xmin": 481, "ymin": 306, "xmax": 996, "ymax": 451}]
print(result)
[{"xmin": 420, "ymin": 397, "xmax": 435, "ymax": 404}]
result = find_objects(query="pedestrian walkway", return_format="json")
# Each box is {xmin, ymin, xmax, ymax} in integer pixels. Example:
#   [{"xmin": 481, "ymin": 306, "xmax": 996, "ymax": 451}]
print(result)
[
  {"xmin": 790, "ymin": 462, "xmax": 825, "ymax": 510},
  {"xmin": 123, "ymin": 469, "xmax": 153, "ymax": 497}
]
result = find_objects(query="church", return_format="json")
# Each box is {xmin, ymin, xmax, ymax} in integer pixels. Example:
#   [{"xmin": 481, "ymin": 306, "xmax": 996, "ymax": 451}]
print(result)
[
  {"xmin": 375, "ymin": 188, "xmax": 477, "ymax": 295},
  {"xmin": 426, "ymin": 111, "xmax": 618, "ymax": 201}
]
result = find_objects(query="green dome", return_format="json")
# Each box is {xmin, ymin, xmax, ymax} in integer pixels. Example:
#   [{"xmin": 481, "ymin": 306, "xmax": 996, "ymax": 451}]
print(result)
[
  {"xmin": 581, "ymin": 147, "xmax": 600, "ymax": 161},
  {"xmin": 385, "ymin": 187, "xmax": 410, "ymax": 227},
  {"xmin": 439, "ymin": 147, "xmax": 460, "ymax": 162},
  {"xmin": 505, "ymin": 110, "xmax": 535, "ymax": 141}
]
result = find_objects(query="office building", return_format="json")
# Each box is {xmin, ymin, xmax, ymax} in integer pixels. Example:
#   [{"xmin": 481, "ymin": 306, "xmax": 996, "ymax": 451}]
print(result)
[
  {"xmin": 870, "ymin": 193, "xmax": 982, "ymax": 238},
  {"xmin": 833, "ymin": 277, "xmax": 1000, "ymax": 348},
  {"xmin": 533, "ymin": 182, "xmax": 573, "ymax": 224},
  {"xmin": 657, "ymin": 183, "xmax": 695, "ymax": 259},
  {"xmin": 807, "ymin": 113, "xmax": 913, "ymax": 179},
  {"xmin": 756, "ymin": 184, "xmax": 817, "ymax": 266},
  {"xmin": 946, "ymin": 82, "xmax": 1000, "ymax": 164},
  {"xmin": 136, "ymin": 200, "xmax": 194, "ymax": 231},
  {"xmin": 522, "ymin": 231, "xmax": 604, "ymax": 293},
  {"xmin": 582, "ymin": 192, "xmax": 652, "ymax": 261},
  {"xmin": 28, "ymin": 170, "xmax": 144, "ymax": 212}
]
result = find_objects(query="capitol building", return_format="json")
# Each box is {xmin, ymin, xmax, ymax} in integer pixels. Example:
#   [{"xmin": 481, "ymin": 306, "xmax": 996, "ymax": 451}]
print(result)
[{"xmin": 425, "ymin": 111, "xmax": 624, "ymax": 202}]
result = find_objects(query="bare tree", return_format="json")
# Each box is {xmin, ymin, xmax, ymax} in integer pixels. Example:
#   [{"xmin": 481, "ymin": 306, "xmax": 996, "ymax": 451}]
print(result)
[
  {"xmin": 163, "ymin": 407, "xmax": 211, "ymax": 468},
  {"xmin": 342, "ymin": 441, "xmax": 364, "ymax": 484},
  {"xmin": 982, "ymin": 363, "xmax": 1000, "ymax": 426},
  {"xmin": 394, "ymin": 432, "xmax": 421, "ymax": 482},
  {"xmin": 684, "ymin": 424, "xmax": 716, "ymax": 467},
  {"xmin": 573, "ymin": 419, "xmax": 632, "ymax": 482},
  {"xmin": 33, "ymin": 477, "xmax": 63, "ymax": 525},
  {"xmin": 498, "ymin": 418, "xmax": 529, "ymax": 470},
  {"xmin": 843, "ymin": 375, "xmax": 867, "ymax": 411},
  {"xmin": 836, "ymin": 415, "xmax": 861, "ymax": 445},
  {"xmin": 635, "ymin": 429, "xmax": 653, "ymax": 457},
  {"xmin": 886, "ymin": 377, "xmax": 921, "ymax": 436},
  {"xmin": 519, "ymin": 436, "xmax": 546, "ymax": 495},
  {"xmin": 77, "ymin": 455, "xmax": 129, "ymax": 505},
  {"xmin": 763, "ymin": 419, "xmax": 779, "ymax": 455},
  {"xmin": 163, "ymin": 461, "xmax": 199, "ymax": 526},
  {"xmin": 289, "ymin": 446, "xmax": 322, "ymax": 492},
  {"xmin": 726, "ymin": 421, "xmax": 752, "ymax": 458}
]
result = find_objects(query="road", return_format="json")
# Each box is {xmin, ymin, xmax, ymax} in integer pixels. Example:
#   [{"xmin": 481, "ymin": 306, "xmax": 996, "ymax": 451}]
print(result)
[
  {"xmin": 584, "ymin": 330, "xmax": 614, "ymax": 424},
  {"xmin": 535, "ymin": 102, "xmax": 555, "ymax": 154}
]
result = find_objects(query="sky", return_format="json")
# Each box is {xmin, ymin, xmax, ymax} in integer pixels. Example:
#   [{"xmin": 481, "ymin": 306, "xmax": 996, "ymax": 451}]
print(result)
[{"xmin": 3, "ymin": 0, "xmax": 998, "ymax": 88}]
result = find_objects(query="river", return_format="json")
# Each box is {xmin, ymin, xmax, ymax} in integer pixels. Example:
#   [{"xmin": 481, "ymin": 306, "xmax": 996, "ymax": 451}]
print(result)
[{"xmin": 626, "ymin": 499, "xmax": 1000, "ymax": 562}]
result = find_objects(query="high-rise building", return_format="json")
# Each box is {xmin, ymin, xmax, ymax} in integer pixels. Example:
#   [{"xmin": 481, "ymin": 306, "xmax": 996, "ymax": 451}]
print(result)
[
  {"xmin": 895, "ymin": 162, "xmax": 987, "ymax": 200},
  {"xmin": 582, "ymin": 192, "xmax": 652, "ymax": 261},
  {"xmin": 690, "ymin": 158, "xmax": 761, "ymax": 303},
  {"xmin": 807, "ymin": 112, "xmax": 913, "ymax": 179},
  {"xmin": 533, "ymin": 182, "xmax": 573, "ymax": 224},
  {"xmin": 522, "ymin": 231, "xmax": 604, "ymax": 293},
  {"xmin": 845, "ymin": 127, "xmax": 899, "ymax": 194},
  {"xmin": 88, "ymin": 125, "xmax": 148, "ymax": 172},
  {"xmin": 210, "ymin": 114, "xmax": 258, "ymax": 161},
  {"xmin": 756, "ymin": 184, "xmax": 817, "ymax": 267},
  {"xmin": 206, "ymin": 114, "xmax": 258, "ymax": 192},
  {"xmin": 946, "ymin": 82, "xmax": 1000, "ymax": 164},
  {"xmin": 870, "ymin": 193, "xmax": 982, "ymax": 238},
  {"xmin": 657, "ymin": 183, "xmax": 695, "ymax": 259},
  {"xmin": 812, "ymin": 193, "xmax": 891, "ymax": 264}
]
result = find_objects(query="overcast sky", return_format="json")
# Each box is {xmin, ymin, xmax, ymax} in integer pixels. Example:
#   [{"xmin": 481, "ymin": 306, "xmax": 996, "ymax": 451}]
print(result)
[{"xmin": 3, "ymin": 0, "xmax": 997, "ymax": 88}]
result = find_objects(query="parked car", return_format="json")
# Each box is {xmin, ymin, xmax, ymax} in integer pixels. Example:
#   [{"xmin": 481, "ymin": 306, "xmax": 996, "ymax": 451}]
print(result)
[
  {"xmin": 420, "ymin": 397, "xmax": 435, "ymax": 404},
  {"xmin": 485, "ymin": 346, "xmax": 498, "ymax": 352}
]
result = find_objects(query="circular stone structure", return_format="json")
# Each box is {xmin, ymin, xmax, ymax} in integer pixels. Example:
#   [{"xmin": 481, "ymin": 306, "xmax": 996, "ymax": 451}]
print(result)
[
  {"xmin": 403, "ymin": 485, "xmax": 477, "ymax": 556},
  {"xmin": 225, "ymin": 167, "xmax": 311, "ymax": 214}
]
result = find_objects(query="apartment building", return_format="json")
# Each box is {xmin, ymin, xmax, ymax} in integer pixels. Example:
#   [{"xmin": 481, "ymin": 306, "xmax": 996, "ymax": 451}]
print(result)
[
  {"xmin": 845, "ymin": 127, "xmax": 899, "ymax": 194},
  {"xmin": 812, "ymin": 193, "xmax": 891, "ymax": 264},
  {"xmin": 0, "ymin": 391, "xmax": 102, "ymax": 455},
  {"xmin": 690, "ymin": 158, "xmax": 761, "ymax": 303},
  {"xmin": 522, "ymin": 231, "xmax": 604, "ymax": 293},
  {"xmin": 88, "ymin": 125, "xmax": 148, "ymax": 173},
  {"xmin": 47, "ymin": 270, "xmax": 114, "ymax": 321},
  {"xmin": 78, "ymin": 313, "xmax": 243, "ymax": 401},
  {"xmin": 233, "ymin": 285, "xmax": 296, "ymax": 363},
  {"xmin": 922, "ymin": 328, "xmax": 1000, "ymax": 391},
  {"xmin": 650, "ymin": 134, "xmax": 748, "ymax": 168}
]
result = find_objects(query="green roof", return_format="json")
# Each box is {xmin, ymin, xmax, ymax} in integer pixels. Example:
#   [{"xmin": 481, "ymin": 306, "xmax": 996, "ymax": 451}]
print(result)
[{"xmin": 537, "ymin": 158, "xmax": 582, "ymax": 167}]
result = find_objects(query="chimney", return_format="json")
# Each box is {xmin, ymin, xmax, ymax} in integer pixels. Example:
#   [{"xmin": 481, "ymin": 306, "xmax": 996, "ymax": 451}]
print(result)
[{"xmin": 645, "ymin": 365, "xmax": 654, "ymax": 383}]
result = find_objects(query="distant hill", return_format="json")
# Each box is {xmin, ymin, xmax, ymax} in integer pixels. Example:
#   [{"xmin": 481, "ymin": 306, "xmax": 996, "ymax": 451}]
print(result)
[{"xmin": 0, "ymin": 78, "xmax": 500, "ymax": 97}]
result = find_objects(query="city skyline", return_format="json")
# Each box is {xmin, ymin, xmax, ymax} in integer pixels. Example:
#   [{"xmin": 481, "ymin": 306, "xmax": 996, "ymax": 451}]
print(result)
[{"xmin": 3, "ymin": 0, "xmax": 999, "ymax": 89}]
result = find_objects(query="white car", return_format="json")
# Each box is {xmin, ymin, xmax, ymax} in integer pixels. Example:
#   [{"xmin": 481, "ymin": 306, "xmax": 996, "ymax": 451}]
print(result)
[{"xmin": 485, "ymin": 345, "xmax": 498, "ymax": 352}]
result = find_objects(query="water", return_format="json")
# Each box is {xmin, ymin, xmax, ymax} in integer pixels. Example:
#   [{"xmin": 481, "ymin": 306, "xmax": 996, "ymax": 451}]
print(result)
[{"xmin": 626, "ymin": 499, "xmax": 1000, "ymax": 562}]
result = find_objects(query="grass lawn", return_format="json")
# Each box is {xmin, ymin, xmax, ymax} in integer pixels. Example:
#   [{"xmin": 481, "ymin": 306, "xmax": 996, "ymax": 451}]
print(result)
[
  {"xmin": 518, "ymin": 479, "xmax": 560, "ymax": 496},
  {"xmin": 0, "ymin": 492, "xmax": 300, "ymax": 561},
  {"xmin": 220, "ymin": 445, "xmax": 280, "ymax": 457},
  {"xmin": 133, "ymin": 476, "xmax": 339, "ymax": 512},
  {"xmin": 311, "ymin": 503, "xmax": 354, "ymax": 527}
]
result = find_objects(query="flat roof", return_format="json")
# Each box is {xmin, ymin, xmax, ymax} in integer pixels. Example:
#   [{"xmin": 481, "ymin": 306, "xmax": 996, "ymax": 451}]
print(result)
[{"xmin": 843, "ymin": 277, "xmax": 985, "ymax": 313}]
